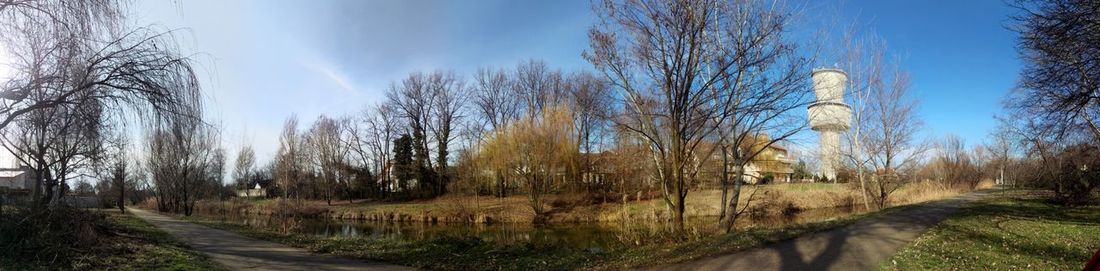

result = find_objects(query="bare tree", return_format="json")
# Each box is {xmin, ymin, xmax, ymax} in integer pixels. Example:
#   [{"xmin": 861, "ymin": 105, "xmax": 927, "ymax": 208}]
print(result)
[
  {"xmin": 472, "ymin": 67, "xmax": 520, "ymax": 131},
  {"xmin": 835, "ymin": 33, "xmax": 890, "ymax": 210},
  {"xmin": 426, "ymin": 71, "xmax": 466, "ymax": 195},
  {"xmin": 387, "ymin": 71, "xmax": 466, "ymax": 197},
  {"xmin": 363, "ymin": 104, "xmax": 397, "ymax": 197},
  {"xmin": 864, "ymin": 68, "xmax": 925, "ymax": 209},
  {"xmin": 306, "ymin": 115, "xmax": 345, "ymax": 205},
  {"xmin": 586, "ymin": 0, "xmax": 810, "ymax": 231},
  {"xmin": 275, "ymin": 116, "xmax": 303, "ymax": 199},
  {"xmin": 987, "ymin": 127, "xmax": 1015, "ymax": 187},
  {"xmin": 0, "ymin": 0, "xmax": 201, "ymax": 130},
  {"xmin": 1007, "ymin": 0, "xmax": 1100, "ymax": 143},
  {"xmin": 936, "ymin": 134, "xmax": 983, "ymax": 187},
  {"xmin": 0, "ymin": 0, "xmax": 202, "ymax": 209},
  {"xmin": 514, "ymin": 60, "xmax": 565, "ymax": 115},
  {"xmin": 387, "ymin": 72, "xmax": 436, "ymax": 196},
  {"xmin": 566, "ymin": 71, "xmax": 612, "ymax": 191},
  {"xmin": 471, "ymin": 67, "xmax": 521, "ymax": 196},
  {"xmin": 145, "ymin": 115, "xmax": 221, "ymax": 216},
  {"xmin": 93, "ymin": 130, "xmax": 129, "ymax": 212},
  {"xmin": 707, "ymin": 5, "xmax": 815, "ymax": 231},
  {"xmin": 233, "ymin": 144, "xmax": 256, "ymax": 190},
  {"xmin": 0, "ymin": 89, "xmax": 104, "ymax": 207}
]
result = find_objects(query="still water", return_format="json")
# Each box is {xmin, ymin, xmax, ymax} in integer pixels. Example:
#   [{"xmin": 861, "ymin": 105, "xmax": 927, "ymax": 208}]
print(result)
[{"xmin": 199, "ymin": 206, "xmax": 868, "ymax": 251}]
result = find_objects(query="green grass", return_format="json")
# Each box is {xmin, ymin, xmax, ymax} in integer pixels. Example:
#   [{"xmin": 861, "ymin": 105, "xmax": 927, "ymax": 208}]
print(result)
[
  {"xmin": 82, "ymin": 211, "xmax": 225, "ymax": 271},
  {"xmin": 883, "ymin": 196, "xmax": 1100, "ymax": 270},
  {"xmin": 187, "ymin": 204, "xmax": 914, "ymax": 270}
]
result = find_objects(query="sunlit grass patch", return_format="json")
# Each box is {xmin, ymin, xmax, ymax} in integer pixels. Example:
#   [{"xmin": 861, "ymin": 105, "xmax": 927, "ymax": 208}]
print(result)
[
  {"xmin": 884, "ymin": 196, "xmax": 1100, "ymax": 270},
  {"xmin": 73, "ymin": 210, "xmax": 224, "ymax": 271}
]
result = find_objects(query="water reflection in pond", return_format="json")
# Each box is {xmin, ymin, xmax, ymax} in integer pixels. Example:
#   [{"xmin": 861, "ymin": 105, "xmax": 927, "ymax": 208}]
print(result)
[{"xmin": 199, "ymin": 205, "xmax": 869, "ymax": 251}]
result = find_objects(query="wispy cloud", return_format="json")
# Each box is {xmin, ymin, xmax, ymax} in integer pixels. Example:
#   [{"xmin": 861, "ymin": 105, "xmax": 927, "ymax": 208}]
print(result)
[{"xmin": 302, "ymin": 58, "xmax": 359, "ymax": 97}]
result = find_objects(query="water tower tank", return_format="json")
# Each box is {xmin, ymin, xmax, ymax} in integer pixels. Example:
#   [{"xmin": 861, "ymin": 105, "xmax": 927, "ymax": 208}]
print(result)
[{"xmin": 808, "ymin": 68, "xmax": 852, "ymax": 181}]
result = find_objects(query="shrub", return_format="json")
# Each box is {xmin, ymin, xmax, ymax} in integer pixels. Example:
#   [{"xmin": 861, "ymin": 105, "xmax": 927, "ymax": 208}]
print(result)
[
  {"xmin": 1047, "ymin": 144, "xmax": 1100, "ymax": 206},
  {"xmin": 0, "ymin": 207, "xmax": 107, "ymax": 269}
]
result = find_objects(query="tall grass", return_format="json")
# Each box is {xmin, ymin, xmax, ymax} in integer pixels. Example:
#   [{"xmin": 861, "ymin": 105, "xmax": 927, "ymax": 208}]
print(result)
[
  {"xmin": 0, "ymin": 206, "xmax": 107, "ymax": 269},
  {"xmin": 889, "ymin": 179, "xmax": 994, "ymax": 206}
]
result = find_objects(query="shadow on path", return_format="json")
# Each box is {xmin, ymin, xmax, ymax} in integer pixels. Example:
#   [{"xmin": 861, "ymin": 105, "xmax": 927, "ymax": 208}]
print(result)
[{"xmin": 644, "ymin": 191, "xmax": 992, "ymax": 271}]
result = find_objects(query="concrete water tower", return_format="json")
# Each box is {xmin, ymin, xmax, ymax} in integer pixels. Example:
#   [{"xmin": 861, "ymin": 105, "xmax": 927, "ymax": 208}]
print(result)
[{"xmin": 808, "ymin": 68, "xmax": 851, "ymax": 181}]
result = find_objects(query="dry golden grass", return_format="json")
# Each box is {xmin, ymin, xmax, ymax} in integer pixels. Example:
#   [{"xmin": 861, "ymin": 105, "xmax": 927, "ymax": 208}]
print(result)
[
  {"xmin": 888, "ymin": 179, "xmax": 994, "ymax": 206},
  {"xmin": 172, "ymin": 180, "xmax": 990, "ymax": 224},
  {"xmin": 592, "ymin": 183, "xmax": 862, "ymax": 222}
]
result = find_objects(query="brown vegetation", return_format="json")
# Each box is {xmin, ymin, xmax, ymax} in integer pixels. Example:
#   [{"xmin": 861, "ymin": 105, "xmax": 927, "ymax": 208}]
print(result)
[{"xmin": 182, "ymin": 182, "xmax": 987, "ymax": 225}]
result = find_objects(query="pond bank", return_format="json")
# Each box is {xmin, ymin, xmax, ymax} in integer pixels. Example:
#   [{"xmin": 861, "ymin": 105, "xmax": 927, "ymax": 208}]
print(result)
[
  {"xmin": 177, "ymin": 189, "xmax": 994, "ymax": 270},
  {"xmin": 184, "ymin": 205, "xmax": 904, "ymax": 270},
  {"xmin": 185, "ymin": 182, "xmax": 981, "ymax": 224}
]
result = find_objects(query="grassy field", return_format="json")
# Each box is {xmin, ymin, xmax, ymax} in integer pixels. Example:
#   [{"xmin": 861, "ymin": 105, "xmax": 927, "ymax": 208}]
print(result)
[
  {"xmin": 187, "ymin": 204, "xmax": 916, "ymax": 270},
  {"xmin": 883, "ymin": 194, "xmax": 1100, "ymax": 270},
  {"xmin": 0, "ymin": 209, "xmax": 223, "ymax": 271}
]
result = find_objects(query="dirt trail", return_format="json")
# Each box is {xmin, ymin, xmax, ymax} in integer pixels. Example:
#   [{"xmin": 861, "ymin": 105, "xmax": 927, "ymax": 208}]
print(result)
[
  {"xmin": 128, "ymin": 208, "xmax": 415, "ymax": 271},
  {"xmin": 644, "ymin": 190, "xmax": 991, "ymax": 271}
]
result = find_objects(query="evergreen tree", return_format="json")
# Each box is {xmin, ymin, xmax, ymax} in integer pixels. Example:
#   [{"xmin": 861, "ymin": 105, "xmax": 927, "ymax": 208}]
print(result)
[{"xmin": 392, "ymin": 134, "xmax": 415, "ymax": 194}]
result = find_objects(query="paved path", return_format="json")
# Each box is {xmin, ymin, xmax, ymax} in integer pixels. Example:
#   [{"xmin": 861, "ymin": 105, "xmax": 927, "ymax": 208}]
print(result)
[
  {"xmin": 645, "ymin": 190, "xmax": 992, "ymax": 271},
  {"xmin": 127, "ymin": 208, "xmax": 415, "ymax": 271}
]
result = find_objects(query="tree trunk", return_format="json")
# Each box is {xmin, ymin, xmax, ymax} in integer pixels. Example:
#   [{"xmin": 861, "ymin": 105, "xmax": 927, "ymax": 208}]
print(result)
[
  {"xmin": 118, "ymin": 179, "xmax": 125, "ymax": 213},
  {"xmin": 672, "ymin": 191, "xmax": 686, "ymax": 233},
  {"xmin": 718, "ymin": 145, "xmax": 730, "ymax": 222},
  {"xmin": 724, "ymin": 166, "xmax": 745, "ymax": 233}
]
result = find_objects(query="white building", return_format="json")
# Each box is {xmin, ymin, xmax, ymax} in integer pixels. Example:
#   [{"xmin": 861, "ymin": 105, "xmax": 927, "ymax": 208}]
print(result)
[
  {"xmin": 0, "ymin": 167, "xmax": 34, "ymax": 191},
  {"xmin": 236, "ymin": 182, "xmax": 268, "ymax": 198}
]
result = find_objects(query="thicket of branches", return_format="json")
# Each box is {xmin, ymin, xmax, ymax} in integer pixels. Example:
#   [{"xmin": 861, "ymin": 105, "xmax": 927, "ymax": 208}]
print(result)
[
  {"xmin": 999, "ymin": 0, "xmax": 1100, "ymax": 205},
  {"xmin": 0, "ymin": 0, "xmax": 206, "ymax": 267},
  {"xmin": 0, "ymin": 0, "xmax": 202, "ymax": 210}
]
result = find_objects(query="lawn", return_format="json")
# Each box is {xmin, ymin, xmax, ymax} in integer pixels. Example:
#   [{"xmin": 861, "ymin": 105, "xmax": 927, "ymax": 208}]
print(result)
[{"xmin": 883, "ymin": 195, "xmax": 1100, "ymax": 270}]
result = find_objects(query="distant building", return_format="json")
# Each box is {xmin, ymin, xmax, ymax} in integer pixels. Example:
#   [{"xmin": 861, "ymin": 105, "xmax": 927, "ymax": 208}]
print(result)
[
  {"xmin": 0, "ymin": 166, "xmax": 34, "ymax": 192},
  {"xmin": 236, "ymin": 179, "xmax": 272, "ymax": 198},
  {"xmin": 741, "ymin": 144, "xmax": 795, "ymax": 184},
  {"xmin": 706, "ymin": 136, "xmax": 796, "ymax": 185}
]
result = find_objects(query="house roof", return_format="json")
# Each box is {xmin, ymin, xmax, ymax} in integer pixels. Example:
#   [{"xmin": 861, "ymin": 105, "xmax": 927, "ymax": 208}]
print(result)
[{"xmin": 0, "ymin": 170, "xmax": 26, "ymax": 178}]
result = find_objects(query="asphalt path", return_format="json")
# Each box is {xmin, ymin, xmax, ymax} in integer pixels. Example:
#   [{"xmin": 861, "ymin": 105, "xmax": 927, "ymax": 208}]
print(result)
[
  {"xmin": 643, "ymin": 190, "xmax": 992, "ymax": 271},
  {"xmin": 128, "ymin": 207, "xmax": 415, "ymax": 271}
]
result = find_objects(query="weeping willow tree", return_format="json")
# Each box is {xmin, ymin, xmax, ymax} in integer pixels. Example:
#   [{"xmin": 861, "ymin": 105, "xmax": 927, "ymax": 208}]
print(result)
[
  {"xmin": 0, "ymin": 0, "xmax": 202, "ymax": 208},
  {"xmin": 481, "ymin": 105, "xmax": 579, "ymax": 223}
]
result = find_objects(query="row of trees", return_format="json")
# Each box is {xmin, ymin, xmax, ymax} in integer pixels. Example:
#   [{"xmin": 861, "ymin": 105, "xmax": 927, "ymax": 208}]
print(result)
[
  {"xmin": 249, "ymin": 62, "xmax": 617, "ymax": 205},
  {"xmin": 231, "ymin": 0, "xmax": 937, "ymax": 233}
]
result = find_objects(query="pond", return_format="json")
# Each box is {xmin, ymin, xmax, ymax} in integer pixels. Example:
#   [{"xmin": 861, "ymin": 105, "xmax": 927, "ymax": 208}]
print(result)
[{"xmin": 196, "ymin": 205, "xmax": 870, "ymax": 251}]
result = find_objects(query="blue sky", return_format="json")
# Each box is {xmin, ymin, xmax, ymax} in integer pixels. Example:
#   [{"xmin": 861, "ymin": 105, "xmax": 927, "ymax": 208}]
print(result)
[{"xmin": 130, "ymin": 0, "xmax": 1020, "ymax": 163}]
